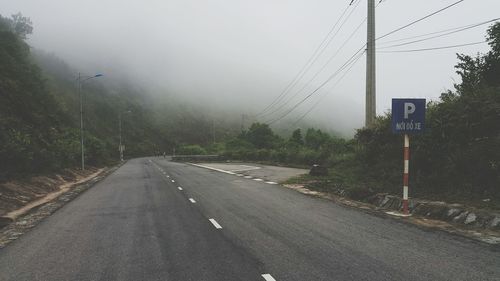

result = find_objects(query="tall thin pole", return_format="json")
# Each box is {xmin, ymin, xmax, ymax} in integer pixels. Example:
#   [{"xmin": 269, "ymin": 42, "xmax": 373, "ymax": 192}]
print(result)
[
  {"xmin": 119, "ymin": 113, "xmax": 123, "ymax": 161},
  {"xmin": 365, "ymin": 0, "xmax": 376, "ymax": 127},
  {"xmin": 79, "ymin": 72, "xmax": 85, "ymax": 170},
  {"xmin": 212, "ymin": 119, "xmax": 215, "ymax": 144}
]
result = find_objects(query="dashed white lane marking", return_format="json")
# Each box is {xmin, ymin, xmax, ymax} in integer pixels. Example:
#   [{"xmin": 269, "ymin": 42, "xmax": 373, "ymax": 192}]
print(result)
[
  {"xmin": 236, "ymin": 174, "xmax": 244, "ymax": 177},
  {"xmin": 209, "ymin": 219, "xmax": 222, "ymax": 229},
  {"xmin": 265, "ymin": 181, "xmax": 278, "ymax": 185},
  {"xmin": 171, "ymin": 180, "xmax": 175, "ymax": 183},
  {"xmin": 189, "ymin": 198, "xmax": 196, "ymax": 203},
  {"xmin": 178, "ymin": 187, "xmax": 183, "ymax": 191},
  {"xmin": 253, "ymin": 178, "xmax": 264, "ymax": 181},
  {"xmin": 244, "ymin": 176, "xmax": 253, "ymax": 179},
  {"xmin": 261, "ymin": 274, "xmax": 276, "ymax": 281},
  {"xmin": 166, "ymin": 175, "xmax": 170, "ymax": 178}
]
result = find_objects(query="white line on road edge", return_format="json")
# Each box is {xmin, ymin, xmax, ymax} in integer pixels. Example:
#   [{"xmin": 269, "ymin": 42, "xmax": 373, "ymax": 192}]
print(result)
[
  {"xmin": 188, "ymin": 163, "xmax": 236, "ymax": 175},
  {"xmin": 178, "ymin": 187, "xmax": 183, "ymax": 191},
  {"xmin": 265, "ymin": 181, "xmax": 278, "ymax": 185},
  {"xmin": 253, "ymin": 178, "xmax": 264, "ymax": 181},
  {"xmin": 189, "ymin": 198, "xmax": 196, "ymax": 203},
  {"xmin": 262, "ymin": 274, "xmax": 276, "ymax": 281},
  {"xmin": 209, "ymin": 219, "xmax": 222, "ymax": 229}
]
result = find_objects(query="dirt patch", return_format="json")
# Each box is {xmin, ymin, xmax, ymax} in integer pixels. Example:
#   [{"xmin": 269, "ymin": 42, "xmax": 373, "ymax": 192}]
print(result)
[
  {"xmin": 0, "ymin": 167, "xmax": 102, "ymax": 218},
  {"xmin": 0, "ymin": 164, "xmax": 120, "ymax": 248}
]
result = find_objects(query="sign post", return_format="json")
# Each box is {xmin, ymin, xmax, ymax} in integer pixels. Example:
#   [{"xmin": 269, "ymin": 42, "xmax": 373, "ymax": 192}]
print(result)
[{"xmin": 392, "ymin": 99, "xmax": 426, "ymax": 215}]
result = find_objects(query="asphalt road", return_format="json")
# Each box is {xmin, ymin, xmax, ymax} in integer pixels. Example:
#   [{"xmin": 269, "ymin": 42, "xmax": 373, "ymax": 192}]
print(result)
[{"xmin": 0, "ymin": 158, "xmax": 499, "ymax": 281}]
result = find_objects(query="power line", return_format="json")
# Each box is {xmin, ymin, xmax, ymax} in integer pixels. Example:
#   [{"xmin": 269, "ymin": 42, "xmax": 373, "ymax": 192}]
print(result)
[
  {"xmin": 266, "ymin": 46, "xmax": 366, "ymax": 124},
  {"xmin": 259, "ymin": 1, "xmax": 364, "ymax": 119},
  {"xmin": 290, "ymin": 50, "xmax": 366, "ymax": 127},
  {"xmin": 379, "ymin": 22, "xmax": 479, "ymax": 45},
  {"xmin": 379, "ymin": 18, "xmax": 500, "ymax": 49},
  {"xmin": 378, "ymin": 41, "xmax": 486, "ymax": 53},
  {"xmin": 264, "ymin": 0, "xmax": 468, "ymax": 125},
  {"xmin": 376, "ymin": 0, "xmax": 466, "ymax": 41},
  {"xmin": 255, "ymin": 3, "xmax": 354, "ymax": 117}
]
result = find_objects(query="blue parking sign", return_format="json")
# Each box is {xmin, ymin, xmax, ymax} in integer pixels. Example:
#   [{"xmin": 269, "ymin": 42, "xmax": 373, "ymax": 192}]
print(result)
[{"xmin": 392, "ymin": 99, "xmax": 426, "ymax": 134}]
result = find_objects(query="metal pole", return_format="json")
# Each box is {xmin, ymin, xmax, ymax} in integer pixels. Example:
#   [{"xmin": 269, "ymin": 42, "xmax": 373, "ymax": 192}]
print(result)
[
  {"xmin": 365, "ymin": 0, "xmax": 376, "ymax": 127},
  {"xmin": 119, "ymin": 113, "xmax": 123, "ymax": 161},
  {"xmin": 402, "ymin": 134, "xmax": 410, "ymax": 214},
  {"xmin": 212, "ymin": 119, "xmax": 215, "ymax": 144},
  {"xmin": 79, "ymin": 72, "xmax": 85, "ymax": 171}
]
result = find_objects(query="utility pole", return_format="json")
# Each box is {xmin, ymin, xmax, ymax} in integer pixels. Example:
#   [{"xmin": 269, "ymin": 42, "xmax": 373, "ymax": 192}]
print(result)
[
  {"xmin": 365, "ymin": 0, "xmax": 376, "ymax": 127},
  {"xmin": 241, "ymin": 114, "xmax": 246, "ymax": 132},
  {"xmin": 212, "ymin": 119, "xmax": 216, "ymax": 144},
  {"xmin": 78, "ymin": 73, "xmax": 85, "ymax": 170},
  {"xmin": 119, "ymin": 113, "xmax": 123, "ymax": 161}
]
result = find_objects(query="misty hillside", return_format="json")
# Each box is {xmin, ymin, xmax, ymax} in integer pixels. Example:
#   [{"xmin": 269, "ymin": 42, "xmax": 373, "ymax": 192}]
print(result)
[{"xmin": 0, "ymin": 14, "xmax": 244, "ymax": 179}]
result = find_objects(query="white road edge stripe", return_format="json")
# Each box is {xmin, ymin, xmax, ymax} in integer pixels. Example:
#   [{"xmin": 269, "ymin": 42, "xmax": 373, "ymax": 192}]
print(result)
[
  {"xmin": 188, "ymin": 163, "xmax": 236, "ymax": 175},
  {"xmin": 178, "ymin": 186, "xmax": 183, "ymax": 191},
  {"xmin": 261, "ymin": 274, "xmax": 276, "ymax": 281},
  {"xmin": 265, "ymin": 181, "xmax": 278, "ymax": 185},
  {"xmin": 189, "ymin": 198, "xmax": 196, "ymax": 203},
  {"xmin": 209, "ymin": 219, "xmax": 222, "ymax": 229}
]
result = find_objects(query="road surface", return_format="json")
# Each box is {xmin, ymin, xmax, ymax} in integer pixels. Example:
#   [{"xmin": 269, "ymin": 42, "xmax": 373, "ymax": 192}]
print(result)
[{"xmin": 0, "ymin": 158, "xmax": 499, "ymax": 281}]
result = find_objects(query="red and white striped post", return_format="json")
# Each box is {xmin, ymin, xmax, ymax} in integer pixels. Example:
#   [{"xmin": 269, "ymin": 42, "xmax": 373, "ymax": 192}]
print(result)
[{"xmin": 402, "ymin": 134, "xmax": 410, "ymax": 215}]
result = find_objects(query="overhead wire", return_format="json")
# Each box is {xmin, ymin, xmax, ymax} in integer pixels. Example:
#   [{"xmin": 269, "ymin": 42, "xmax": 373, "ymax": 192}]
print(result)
[
  {"xmin": 258, "ymin": 0, "xmax": 364, "ymax": 119},
  {"xmin": 378, "ymin": 18, "xmax": 500, "ymax": 49},
  {"xmin": 255, "ymin": 2, "xmax": 356, "ymax": 117},
  {"xmin": 376, "ymin": 0, "xmax": 465, "ymax": 41},
  {"xmin": 290, "ymin": 50, "xmax": 366, "ymax": 127},
  {"xmin": 266, "ymin": 45, "xmax": 366, "ymax": 124},
  {"xmin": 265, "ymin": 0, "xmax": 468, "ymax": 125},
  {"xmin": 378, "ymin": 41, "xmax": 487, "ymax": 53}
]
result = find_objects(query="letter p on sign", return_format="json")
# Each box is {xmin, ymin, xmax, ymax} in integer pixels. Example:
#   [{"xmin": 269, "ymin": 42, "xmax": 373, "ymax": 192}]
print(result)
[{"xmin": 404, "ymin": 103, "xmax": 415, "ymax": 119}]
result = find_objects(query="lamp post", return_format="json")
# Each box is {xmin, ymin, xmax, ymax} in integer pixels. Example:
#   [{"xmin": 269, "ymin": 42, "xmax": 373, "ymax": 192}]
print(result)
[
  {"xmin": 119, "ymin": 110, "xmax": 131, "ymax": 161},
  {"xmin": 77, "ymin": 72, "xmax": 103, "ymax": 171}
]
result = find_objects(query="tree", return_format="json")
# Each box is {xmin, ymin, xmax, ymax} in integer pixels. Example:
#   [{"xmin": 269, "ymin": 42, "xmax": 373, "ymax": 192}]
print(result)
[
  {"xmin": 244, "ymin": 123, "xmax": 281, "ymax": 149},
  {"xmin": 289, "ymin": 129, "xmax": 304, "ymax": 146},
  {"xmin": 0, "ymin": 13, "xmax": 33, "ymax": 39}
]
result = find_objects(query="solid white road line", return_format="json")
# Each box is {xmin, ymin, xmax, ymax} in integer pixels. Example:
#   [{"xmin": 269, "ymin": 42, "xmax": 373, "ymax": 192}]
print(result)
[
  {"xmin": 189, "ymin": 163, "xmax": 236, "ymax": 175},
  {"xmin": 189, "ymin": 198, "xmax": 196, "ymax": 203},
  {"xmin": 261, "ymin": 274, "xmax": 276, "ymax": 281},
  {"xmin": 265, "ymin": 181, "xmax": 278, "ymax": 185},
  {"xmin": 253, "ymin": 178, "xmax": 264, "ymax": 182},
  {"xmin": 178, "ymin": 186, "xmax": 183, "ymax": 191},
  {"xmin": 209, "ymin": 219, "xmax": 222, "ymax": 229}
]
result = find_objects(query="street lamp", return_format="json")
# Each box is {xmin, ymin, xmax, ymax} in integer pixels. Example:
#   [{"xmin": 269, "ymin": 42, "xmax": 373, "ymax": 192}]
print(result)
[
  {"xmin": 77, "ymin": 72, "xmax": 103, "ymax": 170},
  {"xmin": 119, "ymin": 110, "xmax": 132, "ymax": 161}
]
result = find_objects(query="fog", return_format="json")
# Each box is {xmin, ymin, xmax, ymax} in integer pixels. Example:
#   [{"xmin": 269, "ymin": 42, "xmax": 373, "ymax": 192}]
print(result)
[{"xmin": 1, "ymin": 0, "xmax": 499, "ymax": 135}]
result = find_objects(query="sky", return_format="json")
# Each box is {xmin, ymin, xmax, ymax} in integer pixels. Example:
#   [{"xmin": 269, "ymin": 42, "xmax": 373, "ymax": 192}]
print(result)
[{"xmin": 1, "ymin": 0, "xmax": 499, "ymax": 135}]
